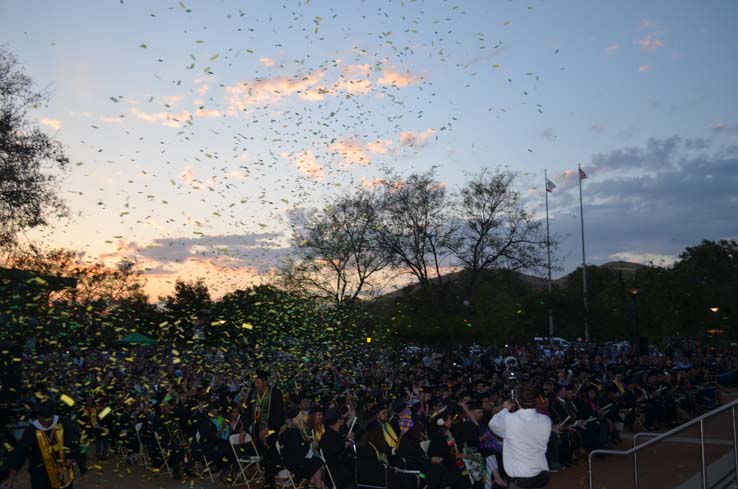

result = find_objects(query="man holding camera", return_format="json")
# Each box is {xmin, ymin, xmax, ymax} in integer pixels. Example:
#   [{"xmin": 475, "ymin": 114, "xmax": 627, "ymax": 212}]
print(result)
[{"xmin": 489, "ymin": 383, "xmax": 551, "ymax": 489}]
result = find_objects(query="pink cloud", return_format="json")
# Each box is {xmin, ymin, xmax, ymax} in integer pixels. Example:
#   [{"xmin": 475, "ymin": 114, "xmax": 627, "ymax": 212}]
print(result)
[
  {"xmin": 286, "ymin": 150, "xmax": 324, "ymax": 180},
  {"xmin": 40, "ymin": 117, "xmax": 61, "ymax": 130},
  {"xmin": 225, "ymin": 70, "xmax": 324, "ymax": 110},
  {"xmin": 377, "ymin": 68, "xmax": 422, "ymax": 87},
  {"xmin": 399, "ymin": 128, "xmax": 436, "ymax": 146},
  {"xmin": 259, "ymin": 57, "xmax": 275, "ymax": 67},
  {"xmin": 194, "ymin": 108, "xmax": 221, "ymax": 118},
  {"xmin": 636, "ymin": 33, "xmax": 664, "ymax": 51},
  {"xmin": 131, "ymin": 107, "xmax": 191, "ymax": 127},
  {"xmin": 329, "ymin": 140, "xmax": 371, "ymax": 166},
  {"xmin": 639, "ymin": 65, "xmax": 650, "ymax": 72},
  {"xmin": 606, "ymin": 44, "xmax": 619, "ymax": 54}
]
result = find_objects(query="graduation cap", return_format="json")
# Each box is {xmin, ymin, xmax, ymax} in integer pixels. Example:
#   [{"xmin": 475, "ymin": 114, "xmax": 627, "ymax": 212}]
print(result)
[
  {"xmin": 285, "ymin": 405, "xmax": 300, "ymax": 420},
  {"xmin": 255, "ymin": 370, "xmax": 270, "ymax": 381},
  {"xmin": 324, "ymin": 407, "xmax": 341, "ymax": 425},
  {"xmin": 390, "ymin": 399, "xmax": 406, "ymax": 414}
]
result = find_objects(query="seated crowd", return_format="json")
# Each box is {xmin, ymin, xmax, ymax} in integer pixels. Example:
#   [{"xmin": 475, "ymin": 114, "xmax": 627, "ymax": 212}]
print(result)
[{"xmin": 1, "ymin": 339, "xmax": 735, "ymax": 489}]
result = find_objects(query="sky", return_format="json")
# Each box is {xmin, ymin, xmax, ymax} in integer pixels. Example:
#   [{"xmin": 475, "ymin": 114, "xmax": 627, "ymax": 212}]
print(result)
[{"xmin": 2, "ymin": 0, "xmax": 737, "ymax": 299}]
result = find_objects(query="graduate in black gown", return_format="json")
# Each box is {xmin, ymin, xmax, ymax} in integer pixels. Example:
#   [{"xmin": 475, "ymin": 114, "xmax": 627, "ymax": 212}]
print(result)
[
  {"xmin": 278, "ymin": 406, "xmax": 324, "ymax": 488},
  {"xmin": 1, "ymin": 402, "xmax": 80, "ymax": 489},
  {"xmin": 318, "ymin": 408, "xmax": 355, "ymax": 489},
  {"xmin": 244, "ymin": 370, "xmax": 285, "ymax": 489}
]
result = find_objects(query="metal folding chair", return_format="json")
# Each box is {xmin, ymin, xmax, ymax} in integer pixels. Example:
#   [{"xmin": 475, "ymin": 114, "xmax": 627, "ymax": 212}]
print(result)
[
  {"xmin": 153, "ymin": 431, "xmax": 173, "ymax": 477},
  {"xmin": 229, "ymin": 432, "xmax": 263, "ymax": 487},
  {"xmin": 133, "ymin": 422, "xmax": 149, "ymax": 466},
  {"xmin": 194, "ymin": 430, "xmax": 215, "ymax": 483},
  {"xmin": 319, "ymin": 448, "xmax": 337, "ymax": 489},
  {"xmin": 275, "ymin": 440, "xmax": 307, "ymax": 489}
]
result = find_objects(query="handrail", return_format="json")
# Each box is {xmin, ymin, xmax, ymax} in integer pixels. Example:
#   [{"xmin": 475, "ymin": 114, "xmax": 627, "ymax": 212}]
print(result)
[
  {"xmin": 632, "ymin": 432, "xmax": 659, "ymax": 448},
  {"xmin": 588, "ymin": 397, "xmax": 738, "ymax": 489}
]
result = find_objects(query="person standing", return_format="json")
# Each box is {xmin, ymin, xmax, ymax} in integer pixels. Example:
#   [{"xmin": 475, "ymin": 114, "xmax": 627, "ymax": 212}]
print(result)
[
  {"xmin": 244, "ymin": 370, "xmax": 285, "ymax": 489},
  {"xmin": 489, "ymin": 384, "xmax": 551, "ymax": 489},
  {"xmin": 1, "ymin": 401, "xmax": 80, "ymax": 489}
]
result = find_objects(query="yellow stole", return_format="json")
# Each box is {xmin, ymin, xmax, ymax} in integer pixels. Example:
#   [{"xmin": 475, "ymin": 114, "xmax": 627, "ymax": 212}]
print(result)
[
  {"xmin": 35, "ymin": 423, "xmax": 73, "ymax": 489},
  {"xmin": 313, "ymin": 423, "xmax": 325, "ymax": 442},
  {"xmin": 381, "ymin": 421, "xmax": 399, "ymax": 449}
]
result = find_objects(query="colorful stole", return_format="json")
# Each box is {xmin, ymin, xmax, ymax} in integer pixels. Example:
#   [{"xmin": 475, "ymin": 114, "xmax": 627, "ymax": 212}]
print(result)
[
  {"xmin": 442, "ymin": 428, "xmax": 468, "ymax": 476},
  {"xmin": 312, "ymin": 423, "xmax": 325, "ymax": 442},
  {"xmin": 252, "ymin": 386, "xmax": 272, "ymax": 432},
  {"xmin": 35, "ymin": 423, "xmax": 73, "ymax": 489},
  {"xmin": 381, "ymin": 421, "xmax": 399, "ymax": 449}
]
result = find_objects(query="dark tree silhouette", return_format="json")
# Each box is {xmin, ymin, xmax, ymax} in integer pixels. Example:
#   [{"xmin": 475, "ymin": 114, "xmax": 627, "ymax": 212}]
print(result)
[{"xmin": 1, "ymin": 47, "xmax": 69, "ymax": 249}]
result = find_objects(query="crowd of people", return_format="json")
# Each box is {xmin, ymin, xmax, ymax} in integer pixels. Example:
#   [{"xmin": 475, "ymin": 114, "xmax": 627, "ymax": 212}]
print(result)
[{"xmin": 1, "ymin": 338, "xmax": 736, "ymax": 489}]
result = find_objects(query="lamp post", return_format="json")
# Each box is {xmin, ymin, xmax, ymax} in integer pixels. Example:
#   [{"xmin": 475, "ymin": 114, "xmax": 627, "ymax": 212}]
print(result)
[{"xmin": 631, "ymin": 289, "xmax": 640, "ymax": 356}]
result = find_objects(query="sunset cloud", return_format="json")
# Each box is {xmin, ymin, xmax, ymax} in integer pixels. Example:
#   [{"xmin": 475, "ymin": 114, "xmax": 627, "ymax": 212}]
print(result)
[
  {"xmin": 259, "ymin": 57, "xmax": 275, "ymax": 67},
  {"xmin": 131, "ymin": 107, "xmax": 192, "ymax": 127},
  {"xmin": 194, "ymin": 107, "xmax": 221, "ymax": 118},
  {"xmin": 399, "ymin": 128, "xmax": 436, "ymax": 146},
  {"xmin": 329, "ymin": 140, "xmax": 371, "ymax": 166},
  {"xmin": 100, "ymin": 115, "xmax": 124, "ymax": 124},
  {"xmin": 377, "ymin": 68, "xmax": 422, "ymax": 87},
  {"xmin": 225, "ymin": 70, "xmax": 324, "ymax": 110},
  {"xmin": 636, "ymin": 33, "xmax": 664, "ymax": 51},
  {"xmin": 286, "ymin": 150, "xmax": 324, "ymax": 180},
  {"xmin": 606, "ymin": 44, "xmax": 619, "ymax": 54},
  {"xmin": 160, "ymin": 95, "xmax": 184, "ymax": 105},
  {"xmin": 40, "ymin": 117, "xmax": 61, "ymax": 129},
  {"xmin": 639, "ymin": 65, "xmax": 650, "ymax": 72}
]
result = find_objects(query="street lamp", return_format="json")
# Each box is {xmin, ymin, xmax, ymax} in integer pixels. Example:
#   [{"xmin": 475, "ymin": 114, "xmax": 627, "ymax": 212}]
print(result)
[
  {"xmin": 631, "ymin": 289, "xmax": 640, "ymax": 356},
  {"xmin": 709, "ymin": 307, "xmax": 720, "ymax": 313}
]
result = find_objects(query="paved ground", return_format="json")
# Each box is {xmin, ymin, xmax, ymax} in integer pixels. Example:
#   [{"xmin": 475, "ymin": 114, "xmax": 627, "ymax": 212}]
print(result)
[{"xmin": 8, "ymin": 398, "xmax": 738, "ymax": 489}]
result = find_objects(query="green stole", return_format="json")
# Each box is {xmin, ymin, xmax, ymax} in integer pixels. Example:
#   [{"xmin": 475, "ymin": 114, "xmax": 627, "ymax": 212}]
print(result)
[{"xmin": 252, "ymin": 385, "xmax": 272, "ymax": 432}]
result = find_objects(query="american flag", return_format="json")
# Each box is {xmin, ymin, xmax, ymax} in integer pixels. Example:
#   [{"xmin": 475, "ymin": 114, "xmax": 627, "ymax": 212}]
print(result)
[
  {"xmin": 546, "ymin": 179, "xmax": 556, "ymax": 192},
  {"xmin": 579, "ymin": 167, "xmax": 587, "ymax": 180}
]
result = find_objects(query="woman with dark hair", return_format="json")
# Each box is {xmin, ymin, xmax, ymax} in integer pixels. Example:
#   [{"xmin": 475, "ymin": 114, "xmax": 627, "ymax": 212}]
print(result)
[{"xmin": 428, "ymin": 408, "xmax": 471, "ymax": 489}]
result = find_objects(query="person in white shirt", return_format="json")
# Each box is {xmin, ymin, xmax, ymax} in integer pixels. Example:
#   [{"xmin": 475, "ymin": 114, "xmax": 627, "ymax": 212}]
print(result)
[{"xmin": 489, "ymin": 383, "xmax": 551, "ymax": 489}]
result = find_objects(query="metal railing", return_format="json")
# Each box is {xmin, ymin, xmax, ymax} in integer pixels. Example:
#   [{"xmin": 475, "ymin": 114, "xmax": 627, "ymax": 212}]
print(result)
[{"xmin": 588, "ymin": 397, "xmax": 738, "ymax": 489}]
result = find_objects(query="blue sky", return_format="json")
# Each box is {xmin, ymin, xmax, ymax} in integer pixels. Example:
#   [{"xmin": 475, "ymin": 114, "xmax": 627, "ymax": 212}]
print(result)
[{"xmin": 2, "ymin": 0, "xmax": 737, "ymax": 297}]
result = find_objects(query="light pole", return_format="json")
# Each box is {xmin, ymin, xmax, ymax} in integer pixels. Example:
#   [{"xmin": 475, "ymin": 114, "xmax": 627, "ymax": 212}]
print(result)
[{"xmin": 631, "ymin": 289, "xmax": 640, "ymax": 356}]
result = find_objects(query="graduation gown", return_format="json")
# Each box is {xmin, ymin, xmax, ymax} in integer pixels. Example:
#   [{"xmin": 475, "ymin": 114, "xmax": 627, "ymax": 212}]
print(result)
[
  {"xmin": 319, "ymin": 427, "xmax": 354, "ymax": 489},
  {"xmin": 278, "ymin": 426, "xmax": 323, "ymax": 481},
  {"xmin": 3, "ymin": 417, "xmax": 80, "ymax": 489}
]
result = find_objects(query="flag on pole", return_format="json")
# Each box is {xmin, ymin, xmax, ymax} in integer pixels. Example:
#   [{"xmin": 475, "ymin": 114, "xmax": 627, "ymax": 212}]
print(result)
[
  {"xmin": 546, "ymin": 179, "xmax": 557, "ymax": 192},
  {"xmin": 579, "ymin": 167, "xmax": 588, "ymax": 180}
]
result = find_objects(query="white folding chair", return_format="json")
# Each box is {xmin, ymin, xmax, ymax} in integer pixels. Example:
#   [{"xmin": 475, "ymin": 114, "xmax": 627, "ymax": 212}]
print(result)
[
  {"xmin": 319, "ymin": 448, "xmax": 337, "ymax": 489},
  {"xmin": 195, "ymin": 430, "xmax": 215, "ymax": 483},
  {"xmin": 229, "ymin": 433, "xmax": 263, "ymax": 487},
  {"xmin": 133, "ymin": 422, "xmax": 149, "ymax": 467},
  {"xmin": 275, "ymin": 440, "xmax": 307, "ymax": 489},
  {"xmin": 153, "ymin": 431, "xmax": 173, "ymax": 477}
]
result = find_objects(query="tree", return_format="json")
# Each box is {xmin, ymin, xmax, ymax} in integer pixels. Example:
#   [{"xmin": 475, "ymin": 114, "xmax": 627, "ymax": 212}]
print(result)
[
  {"xmin": 1, "ymin": 47, "xmax": 69, "ymax": 249},
  {"xmin": 283, "ymin": 189, "xmax": 391, "ymax": 305},
  {"xmin": 449, "ymin": 168, "xmax": 548, "ymax": 294},
  {"xmin": 162, "ymin": 279, "xmax": 212, "ymax": 342},
  {"xmin": 8, "ymin": 247, "xmax": 146, "ymax": 304},
  {"xmin": 376, "ymin": 170, "xmax": 457, "ymax": 289}
]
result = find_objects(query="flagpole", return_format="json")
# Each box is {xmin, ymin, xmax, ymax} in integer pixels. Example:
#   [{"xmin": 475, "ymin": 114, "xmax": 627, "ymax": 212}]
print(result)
[
  {"xmin": 578, "ymin": 164, "xmax": 590, "ymax": 342},
  {"xmin": 545, "ymin": 170, "xmax": 554, "ymax": 343}
]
